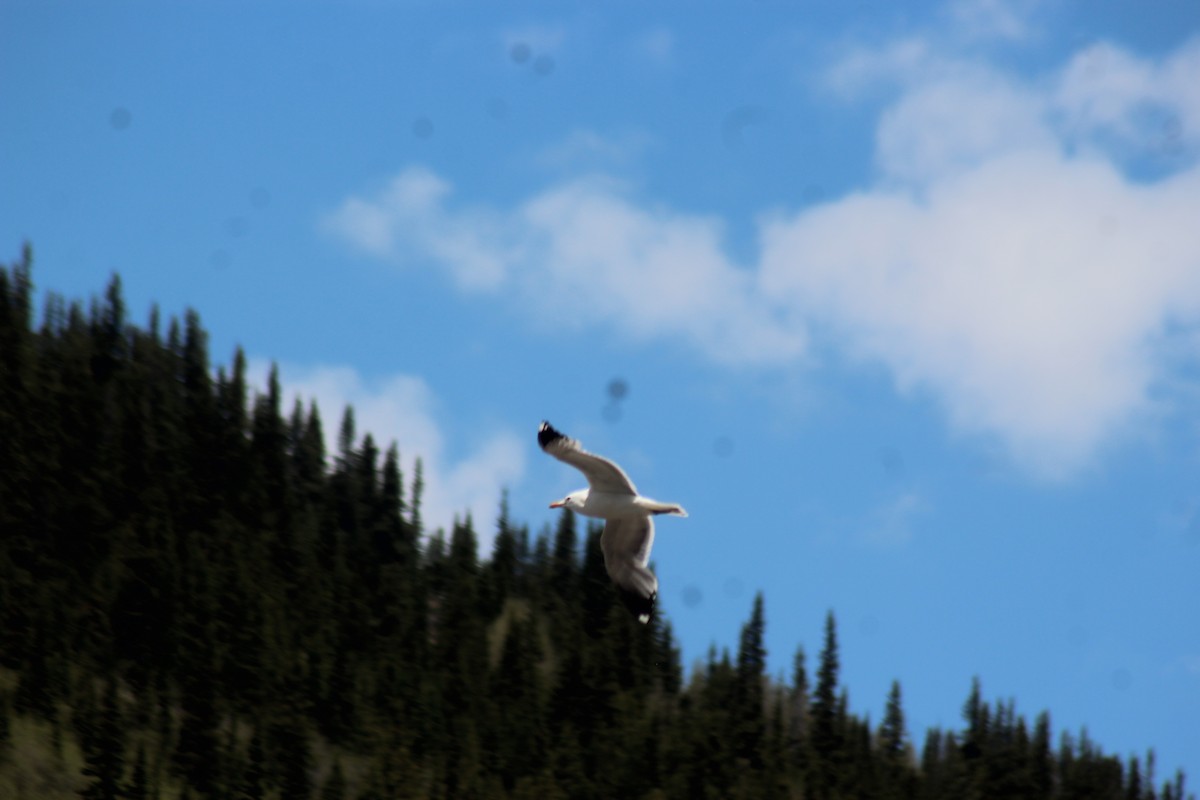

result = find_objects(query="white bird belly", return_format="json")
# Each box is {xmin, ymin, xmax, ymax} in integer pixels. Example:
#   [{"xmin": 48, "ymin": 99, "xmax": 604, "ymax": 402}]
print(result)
[{"xmin": 580, "ymin": 491, "xmax": 643, "ymax": 520}]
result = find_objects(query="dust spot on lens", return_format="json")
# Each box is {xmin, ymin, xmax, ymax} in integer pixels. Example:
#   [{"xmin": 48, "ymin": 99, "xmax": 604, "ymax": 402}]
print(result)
[
  {"xmin": 486, "ymin": 97, "xmax": 509, "ymax": 121},
  {"xmin": 109, "ymin": 107, "xmax": 132, "ymax": 131},
  {"xmin": 226, "ymin": 216, "xmax": 249, "ymax": 238},
  {"xmin": 721, "ymin": 105, "xmax": 769, "ymax": 149},
  {"xmin": 682, "ymin": 585, "xmax": 703, "ymax": 608},
  {"xmin": 607, "ymin": 378, "xmax": 629, "ymax": 402},
  {"xmin": 249, "ymin": 187, "xmax": 271, "ymax": 209},
  {"xmin": 412, "ymin": 117, "xmax": 434, "ymax": 139},
  {"xmin": 880, "ymin": 447, "xmax": 905, "ymax": 478},
  {"xmin": 1183, "ymin": 508, "xmax": 1200, "ymax": 545},
  {"xmin": 802, "ymin": 184, "xmax": 826, "ymax": 203},
  {"xmin": 533, "ymin": 55, "xmax": 556, "ymax": 76},
  {"xmin": 510, "ymin": 42, "xmax": 531, "ymax": 64}
]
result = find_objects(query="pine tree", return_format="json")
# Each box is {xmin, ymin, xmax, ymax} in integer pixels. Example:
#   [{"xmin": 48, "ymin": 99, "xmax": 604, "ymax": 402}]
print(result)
[
  {"xmin": 0, "ymin": 260, "xmax": 1192, "ymax": 800},
  {"xmin": 810, "ymin": 611, "xmax": 843, "ymax": 800},
  {"xmin": 173, "ymin": 619, "xmax": 222, "ymax": 796},
  {"xmin": 321, "ymin": 760, "xmax": 347, "ymax": 800},
  {"xmin": 579, "ymin": 523, "xmax": 612, "ymax": 640},
  {"xmin": 734, "ymin": 593, "xmax": 767, "ymax": 764},
  {"xmin": 489, "ymin": 490, "xmax": 519, "ymax": 606},
  {"xmin": 235, "ymin": 728, "xmax": 266, "ymax": 800},
  {"xmin": 410, "ymin": 457, "xmax": 425, "ymax": 535},
  {"xmin": 878, "ymin": 680, "xmax": 915, "ymax": 800},
  {"xmin": 1030, "ymin": 711, "xmax": 1053, "ymax": 800},
  {"xmin": 272, "ymin": 712, "xmax": 314, "ymax": 800},
  {"xmin": 79, "ymin": 678, "xmax": 125, "ymax": 800},
  {"xmin": 879, "ymin": 680, "xmax": 908, "ymax": 761},
  {"xmin": 490, "ymin": 615, "xmax": 547, "ymax": 790},
  {"xmin": 550, "ymin": 508, "xmax": 579, "ymax": 608},
  {"xmin": 126, "ymin": 744, "xmax": 149, "ymax": 800},
  {"xmin": 0, "ymin": 693, "xmax": 10, "ymax": 762}
]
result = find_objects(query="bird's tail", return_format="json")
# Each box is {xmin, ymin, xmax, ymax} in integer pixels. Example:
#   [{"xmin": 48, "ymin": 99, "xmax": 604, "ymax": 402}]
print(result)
[{"xmin": 643, "ymin": 500, "xmax": 688, "ymax": 517}]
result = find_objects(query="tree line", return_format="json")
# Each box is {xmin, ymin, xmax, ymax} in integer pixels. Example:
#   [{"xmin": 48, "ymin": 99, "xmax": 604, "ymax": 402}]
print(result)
[{"xmin": 0, "ymin": 245, "xmax": 1191, "ymax": 799}]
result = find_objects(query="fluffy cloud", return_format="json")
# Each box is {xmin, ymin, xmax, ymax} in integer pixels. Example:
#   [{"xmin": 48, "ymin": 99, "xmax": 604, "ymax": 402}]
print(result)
[
  {"xmin": 757, "ymin": 34, "xmax": 1200, "ymax": 478},
  {"xmin": 324, "ymin": 168, "xmax": 807, "ymax": 366},
  {"xmin": 761, "ymin": 152, "xmax": 1200, "ymax": 477},
  {"xmin": 860, "ymin": 491, "xmax": 928, "ymax": 547},
  {"xmin": 944, "ymin": 0, "xmax": 1033, "ymax": 43},
  {"xmin": 1055, "ymin": 38, "xmax": 1200, "ymax": 154},
  {"xmin": 247, "ymin": 360, "xmax": 525, "ymax": 538},
  {"xmin": 325, "ymin": 35, "xmax": 1200, "ymax": 479}
]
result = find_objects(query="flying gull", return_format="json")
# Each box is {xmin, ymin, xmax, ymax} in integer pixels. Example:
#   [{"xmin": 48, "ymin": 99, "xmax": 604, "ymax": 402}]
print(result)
[{"xmin": 538, "ymin": 420, "xmax": 687, "ymax": 623}]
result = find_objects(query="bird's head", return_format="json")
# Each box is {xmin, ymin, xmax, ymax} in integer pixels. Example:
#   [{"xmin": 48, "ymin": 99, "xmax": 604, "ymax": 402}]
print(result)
[{"xmin": 549, "ymin": 490, "xmax": 587, "ymax": 511}]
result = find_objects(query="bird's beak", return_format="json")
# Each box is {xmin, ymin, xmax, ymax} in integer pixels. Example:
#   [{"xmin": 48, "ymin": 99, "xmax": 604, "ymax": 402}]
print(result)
[{"xmin": 549, "ymin": 500, "xmax": 566, "ymax": 509}]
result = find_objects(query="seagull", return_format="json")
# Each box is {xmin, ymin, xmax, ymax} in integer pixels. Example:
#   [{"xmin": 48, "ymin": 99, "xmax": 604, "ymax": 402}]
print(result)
[{"xmin": 538, "ymin": 420, "xmax": 687, "ymax": 624}]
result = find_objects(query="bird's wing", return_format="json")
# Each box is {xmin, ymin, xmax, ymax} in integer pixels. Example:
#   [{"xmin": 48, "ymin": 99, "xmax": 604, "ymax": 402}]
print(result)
[
  {"xmin": 538, "ymin": 421, "xmax": 637, "ymax": 495},
  {"xmin": 601, "ymin": 516, "xmax": 657, "ymax": 623}
]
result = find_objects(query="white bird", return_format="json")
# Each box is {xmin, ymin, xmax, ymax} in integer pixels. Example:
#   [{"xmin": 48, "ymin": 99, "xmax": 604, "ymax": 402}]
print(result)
[{"xmin": 538, "ymin": 420, "xmax": 687, "ymax": 624}]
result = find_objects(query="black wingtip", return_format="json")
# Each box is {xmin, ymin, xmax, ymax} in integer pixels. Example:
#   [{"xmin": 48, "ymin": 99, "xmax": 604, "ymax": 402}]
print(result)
[
  {"xmin": 617, "ymin": 586, "xmax": 656, "ymax": 624},
  {"xmin": 538, "ymin": 420, "xmax": 565, "ymax": 450}
]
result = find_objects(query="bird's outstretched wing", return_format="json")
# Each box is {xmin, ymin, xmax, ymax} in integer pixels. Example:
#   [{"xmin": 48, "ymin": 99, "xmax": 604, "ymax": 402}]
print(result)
[
  {"xmin": 538, "ymin": 421, "xmax": 637, "ymax": 495},
  {"xmin": 601, "ymin": 516, "xmax": 657, "ymax": 624}
]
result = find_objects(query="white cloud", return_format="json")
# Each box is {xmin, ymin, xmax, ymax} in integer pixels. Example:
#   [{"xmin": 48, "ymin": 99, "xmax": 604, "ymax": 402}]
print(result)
[
  {"xmin": 1055, "ymin": 38, "xmax": 1200, "ymax": 155},
  {"xmin": 875, "ymin": 69, "xmax": 1053, "ymax": 182},
  {"xmin": 761, "ymin": 153, "xmax": 1200, "ymax": 477},
  {"xmin": 761, "ymin": 34, "xmax": 1200, "ymax": 477},
  {"xmin": 500, "ymin": 24, "xmax": 566, "ymax": 57},
  {"xmin": 534, "ymin": 129, "xmax": 653, "ymax": 172},
  {"xmin": 323, "ymin": 168, "xmax": 515, "ymax": 291},
  {"xmin": 944, "ymin": 0, "xmax": 1032, "ymax": 43},
  {"xmin": 324, "ymin": 169, "xmax": 807, "ymax": 367},
  {"xmin": 823, "ymin": 37, "xmax": 939, "ymax": 98},
  {"xmin": 247, "ymin": 360, "xmax": 525, "ymax": 539},
  {"xmin": 864, "ymin": 491, "xmax": 927, "ymax": 546},
  {"xmin": 631, "ymin": 28, "xmax": 676, "ymax": 66},
  {"xmin": 325, "ymin": 35, "xmax": 1200, "ymax": 480}
]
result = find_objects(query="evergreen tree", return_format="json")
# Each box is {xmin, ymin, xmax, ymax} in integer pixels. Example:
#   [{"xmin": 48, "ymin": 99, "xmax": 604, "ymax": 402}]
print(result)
[
  {"xmin": 410, "ymin": 457, "xmax": 425, "ymax": 535},
  {"xmin": 579, "ymin": 523, "xmax": 612, "ymax": 640},
  {"xmin": 235, "ymin": 728, "xmax": 266, "ymax": 800},
  {"xmin": 320, "ymin": 760, "xmax": 347, "ymax": 800},
  {"xmin": 126, "ymin": 744, "xmax": 150, "ymax": 800},
  {"xmin": 734, "ymin": 593, "xmax": 767, "ymax": 764},
  {"xmin": 1030, "ymin": 711, "xmax": 1054, "ymax": 800},
  {"xmin": 550, "ymin": 508, "xmax": 579, "ymax": 609},
  {"xmin": 810, "ymin": 611, "xmax": 843, "ymax": 800},
  {"xmin": 488, "ymin": 496, "xmax": 519, "ymax": 608},
  {"xmin": 879, "ymin": 680, "xmax": 909, "ymax": 761},
  {"xmin": 0, "ymin": 693, "xmax": 10, "ymax": 762},
  {"xmin": 79, "ymin": 678, "xmax": 125, "ymax": 800},
  {"xmin": 787, "ymin": 645, "xmax": 810, "ymax": 774},
  {"xmin": 271, "ymin": 712, "xmax": 314, "ymax": 800},
  {"xmin": 173, "ymin": 622, "xmax": 222, "ymax": 796},
  {"xmin": 878, "ymin": 680, "xmax": 915, "ymax": 800},
  {"xmin": 0, "ymin": 256, "xmax": 1193, "ymax": 800}
]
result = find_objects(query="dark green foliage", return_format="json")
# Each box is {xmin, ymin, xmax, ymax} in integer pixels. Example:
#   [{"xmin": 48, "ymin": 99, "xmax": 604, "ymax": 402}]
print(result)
[
  {"xmin": 79, "ymin": 679, "xmax": 124, "ymax": 800},
  {"xmin": 0, "ymin": 249, "xmax": 1192, "ymax": 800},
  {"xmin": 0, "ymin": 694, "xmax": 10, "ymax": 761},
  {"xmin": 320, "ymin": 760, "xmax": 347, "ymax": 800},
  {"xmin": 809, "ymin": 610, "xmax": 844, "ymax": 800},
  {"xmin": 734, "ymin": 593, "xmax": 767, "ymax": 764}
]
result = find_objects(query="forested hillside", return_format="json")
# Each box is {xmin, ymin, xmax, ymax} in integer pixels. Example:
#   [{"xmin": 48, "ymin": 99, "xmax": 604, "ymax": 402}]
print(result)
[{"xmin": 0, "ymin": 245, "xmax": 1192, "ymax": 799}]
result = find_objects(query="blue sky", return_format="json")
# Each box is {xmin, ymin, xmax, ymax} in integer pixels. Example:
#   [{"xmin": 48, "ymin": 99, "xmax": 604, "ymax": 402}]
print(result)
[{"xmin": 4, "ymin": 0, "xmax": 1199, "ymax": 782}]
